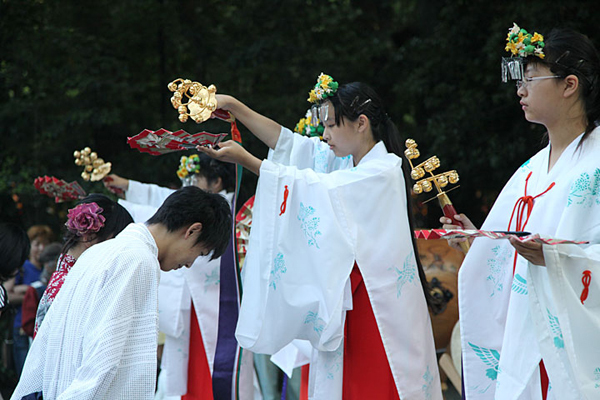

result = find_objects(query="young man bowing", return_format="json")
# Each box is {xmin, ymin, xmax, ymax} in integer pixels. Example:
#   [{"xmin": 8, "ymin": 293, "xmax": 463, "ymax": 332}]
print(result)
[{"xmin": 11, "ymin": 186, "xmax": 231, "ymax": 400}]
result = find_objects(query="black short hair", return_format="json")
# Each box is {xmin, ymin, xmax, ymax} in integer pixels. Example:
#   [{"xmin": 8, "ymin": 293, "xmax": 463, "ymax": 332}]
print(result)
[
  {"xmin": 146, "ymin": 186, "xmax": 232, "ymax": 260},
  {"xmin": 0, "ymin": 223, "xmax": 31, "ymax": 281},
  {"xmin": 62, "ymin": 193, "xmax": 134, "ymax": 254}
]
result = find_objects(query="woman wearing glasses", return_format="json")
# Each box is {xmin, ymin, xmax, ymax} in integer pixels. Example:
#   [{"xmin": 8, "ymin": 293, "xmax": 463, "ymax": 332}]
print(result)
[
  {"xmin": 199, "ymin": 76, "xmax": 443, "ymax": 400},
  {"xmin": 442, "ymin": 25, "xmax": 600, "ymax": 399}
]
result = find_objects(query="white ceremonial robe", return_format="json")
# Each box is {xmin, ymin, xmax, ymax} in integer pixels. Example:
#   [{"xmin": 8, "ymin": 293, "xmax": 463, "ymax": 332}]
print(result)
[
  {"xmin": 11, "ymin": 223, "xmax": 159, "ymax": 400},
  {"xmin": 120, "ymin": 182, "xmax": 257, "ymax": 400},
  {"xmin": 459, "ymin": 127, "xmax": 600, "ymax": 400},
  {"xmin": 236, "ymin": 127, "xmax": 442, "ymax": 400}
]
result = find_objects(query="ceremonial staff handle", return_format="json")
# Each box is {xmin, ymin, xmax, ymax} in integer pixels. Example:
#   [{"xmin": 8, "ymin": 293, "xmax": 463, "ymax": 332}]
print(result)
[{"xmin": 404, "ymin": 139, "xmax": 470, "ymax": 253}]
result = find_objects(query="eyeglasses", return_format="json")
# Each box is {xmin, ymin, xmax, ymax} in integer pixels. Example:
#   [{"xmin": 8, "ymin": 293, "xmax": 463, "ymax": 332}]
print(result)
[{"xmin": 515, "ymin": 75, "xmax": 562, "ymax": 90}]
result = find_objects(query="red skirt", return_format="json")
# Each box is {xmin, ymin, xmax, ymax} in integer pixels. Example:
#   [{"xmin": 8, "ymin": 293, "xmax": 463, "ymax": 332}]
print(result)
[
  {"xmin": 182, "ymin": 304, "xmax": 213, "ymax": 400},
  {"xmin": 342, "ymin": 265, "xmax": 400, "ymax": 399}
]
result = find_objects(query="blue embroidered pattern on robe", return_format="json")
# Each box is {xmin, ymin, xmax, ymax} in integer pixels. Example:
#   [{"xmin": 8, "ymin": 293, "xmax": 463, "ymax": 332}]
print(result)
[
  {"xmin": 594, "ymin": 367, "xmax": 600, "ymax": 388},
  {"xmin": 422, "ymin": 365, "xmax": 433, "ymax": 400},
  {"xmin": 486, "ymin": 245, "xmax": 512, "ymax": 297},
  {"xmin": 547, "ymin": 308, "xmax": 564, "ymax": 349},
  {"xmin": 298, "ymin": 203, "xmax": 321, "ymax": 249},
  {"xmin": 390, "ymin": 252, "xmax": 417, "ymax": 298},
  {"xmin": 468, "ymin": 342, "xmax": 500, "ymax": 393},
  {"xmin": 519, "ymin": 159, "xmax": 532, "ymax": 170},
  {"xmin": 314, "ymin": 145, "xmax": 329, "ymax": 173},
  {"xmin": 567, "ymin": 168, "xmax": 600, "ymax": 207},
  {"xmin": 304, "ymin": 310, "xmax": 326, "ymax": 337},
  {"xmin": 269, "ymin": 252, "xmax": 287, "ymax": 290},
  {"xmin": 324, "ymin": 345, "xmax": 343, "ymax": 380},
  {"xmin": 204, "ymin": 266, "xmax": 220, "ymax": 292},
  {"xmin": 511, "ymin": 273, "xmax": 528, "ymax": 295}
]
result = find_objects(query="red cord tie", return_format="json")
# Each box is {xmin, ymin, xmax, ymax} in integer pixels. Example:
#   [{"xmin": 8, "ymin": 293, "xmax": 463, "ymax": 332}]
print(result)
[
  {"xmin": 231, "ymin": 121, "xmax": 242, "ymax": 143},
  {"xmin": 508, "ymin": 172, "xmax": 555, "ymax": 274},
  {"xmin": 279, "ymin": 185, "xmax": 289, "ymax": 216},
  {"xmin": 581, "ymin": 270, "xmax": 592, "ymax": 305}
]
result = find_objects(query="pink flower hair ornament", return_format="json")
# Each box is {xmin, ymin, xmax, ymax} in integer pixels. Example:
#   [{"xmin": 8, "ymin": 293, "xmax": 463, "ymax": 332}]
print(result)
[{"xmin": 65, "ymin": 202, "xmax": 106, "ymax": 236}]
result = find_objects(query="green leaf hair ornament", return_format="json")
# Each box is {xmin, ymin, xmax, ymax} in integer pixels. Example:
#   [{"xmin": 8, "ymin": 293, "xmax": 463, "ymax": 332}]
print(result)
[{"xmin": 502, "ymin": 23, "xmax": 546, "ymax": 83}]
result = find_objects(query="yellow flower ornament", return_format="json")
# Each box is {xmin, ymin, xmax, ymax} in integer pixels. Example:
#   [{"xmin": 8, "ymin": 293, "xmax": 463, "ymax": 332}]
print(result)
[
  {"xmin": 294, "ymin": 109, "xmax": 325, "ymax": 138},
  {"xmin": 176, "ymin": 154, "xmax": 201, "ymax": 180},
  {"xmin": 502, "ymin": 23, "xmax": 546, "ymax": 82},
  {"xmin": 505, "ymin": 23, "xmax": 545, "ymax": 59},
  {"xmin": 307, "ymin": 73, "xmax": 339, "ymax": 103}
]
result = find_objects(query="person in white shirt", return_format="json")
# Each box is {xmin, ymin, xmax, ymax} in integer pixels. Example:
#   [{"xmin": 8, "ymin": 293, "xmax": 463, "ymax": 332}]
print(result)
[
  {"xmin": 104, "ymin": 155, "xmax": 258, "ymax": 400},
  {"xmin": 11, "ymin": 186, "xmax": 232, "ymax": 400}
]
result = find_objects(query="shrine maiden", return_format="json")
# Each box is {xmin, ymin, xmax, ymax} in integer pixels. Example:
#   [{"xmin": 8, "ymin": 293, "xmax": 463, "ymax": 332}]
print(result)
[
  {"xmin": 443, "ymin": 25, "xmax": 600, "ymax": 399},
  {"xmin": 199, "ymin": 76, "xmax": 442, "ymax": 400}
]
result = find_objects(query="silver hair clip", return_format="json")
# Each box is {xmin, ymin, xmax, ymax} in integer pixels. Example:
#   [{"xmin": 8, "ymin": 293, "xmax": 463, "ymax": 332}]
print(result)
[{"xmin": 350, "ymin": 96, "xmax": 372, "ymax": 113}]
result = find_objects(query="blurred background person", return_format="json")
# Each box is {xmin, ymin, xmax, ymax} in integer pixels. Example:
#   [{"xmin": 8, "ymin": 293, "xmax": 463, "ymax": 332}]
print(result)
[
  {"xmin": 20, "ymin": 242, "xmax": 61, "ymax": 338},
  {"xmin": 0, "ymin": 224, "xmax": 31, "ymax": 317},
  {"xmin": 4, "ymin": 225, "xmax": 54, "ymax": 376}
]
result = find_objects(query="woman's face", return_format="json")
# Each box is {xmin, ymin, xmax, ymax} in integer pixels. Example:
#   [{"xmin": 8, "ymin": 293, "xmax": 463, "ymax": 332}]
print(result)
[
  {"xmin": 516, "ymin": 63, "xmax": 564, "ymax": 126},
  {"xmin": 29, "ymin": 239, "xmax": 46, "ymax": 267},
  {"xmin": 321, "ymin": 102, "xmax": 359, "ymax": 158}
]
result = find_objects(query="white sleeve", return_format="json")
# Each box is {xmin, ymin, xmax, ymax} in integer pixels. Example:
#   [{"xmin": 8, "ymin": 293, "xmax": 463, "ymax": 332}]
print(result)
[
  {"xmin": 117, "ymin": 199, "xmax": 158, "ymax": 223},
  {"xmin": 528, "ymin": 244, "xmax": 600, "ymax": 399},
  {"xmin": 268, "ymin": 126, "xmax": 353, "ymax": 172},
  {"xmin": 125, "ymin": 180, "xmax": 176, "ymax": 208}
]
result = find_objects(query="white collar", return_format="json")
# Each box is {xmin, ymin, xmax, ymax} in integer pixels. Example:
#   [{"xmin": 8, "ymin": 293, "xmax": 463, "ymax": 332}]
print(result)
[
  {"xmin": 125, "ymin": 223, "xmax": 159, "ymax": 258},
  {"xmin": 357, "ymin": 141, "xmax": 388, "ymax": 165}
]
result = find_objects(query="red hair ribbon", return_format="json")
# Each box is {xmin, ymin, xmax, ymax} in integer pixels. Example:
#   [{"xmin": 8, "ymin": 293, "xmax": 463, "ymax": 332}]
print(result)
[
  {"xmin": 581, "ymin": 270, "xmax": 592, "ymax": 305},
  {"xmin": 508, "ymin": 172, "xmax": 555, "ymax": 274},
  {"xmin": 279, "ymin": 185, "xmax": 289, "ymax": 216}
]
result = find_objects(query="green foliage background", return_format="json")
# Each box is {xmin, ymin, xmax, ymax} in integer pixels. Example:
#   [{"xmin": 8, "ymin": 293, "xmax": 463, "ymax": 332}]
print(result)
[{"xmin": 1, "ymin": 0, "xmax": 599, "ymax": 233}]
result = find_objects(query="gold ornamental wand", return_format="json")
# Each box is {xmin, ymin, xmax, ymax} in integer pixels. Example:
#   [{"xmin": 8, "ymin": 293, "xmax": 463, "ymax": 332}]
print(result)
[
  {"xmin": 168, "ymin": 78, "xmax": 218, "ymax": 123},
  {"xmin": 167, "ymin": 78, "xmax": 241, "ymax": 142},
  {"xmin": 404, "ymin": 139, "xmax": 470, "ymax": 253}
]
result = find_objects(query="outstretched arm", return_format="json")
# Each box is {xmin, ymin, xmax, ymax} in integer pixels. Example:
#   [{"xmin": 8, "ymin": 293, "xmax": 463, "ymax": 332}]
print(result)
[
  {"xmin": 216, "ymin": 95, "xmax": 282, "ymax": 149},
  {"xmin": 103, "ymin": 174, "xmax": 129, "ymax": 193},
  {"xmin": 197, "ymin": 141, "xmax": 262, "ymax": 176}
]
